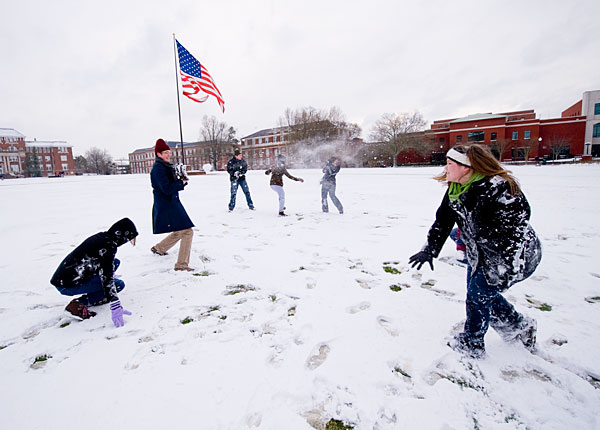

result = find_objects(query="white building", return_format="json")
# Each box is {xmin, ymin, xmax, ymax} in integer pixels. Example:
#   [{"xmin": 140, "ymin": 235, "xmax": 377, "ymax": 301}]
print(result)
[{"xmin": 582, "ymin": 90, "xmax": 600, "ymax": 157}]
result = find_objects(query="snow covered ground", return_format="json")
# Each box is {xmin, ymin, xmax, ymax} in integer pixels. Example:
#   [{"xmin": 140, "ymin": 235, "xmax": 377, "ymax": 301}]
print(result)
[{"xmin": 1, "ymin": 164, "xmax": 599, "ymax": 429}]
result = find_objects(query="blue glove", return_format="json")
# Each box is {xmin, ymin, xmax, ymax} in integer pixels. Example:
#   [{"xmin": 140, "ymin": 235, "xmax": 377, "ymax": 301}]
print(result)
[{"xmin": 110, "ymin": 300, "xmax": 132, "ymax": 327}]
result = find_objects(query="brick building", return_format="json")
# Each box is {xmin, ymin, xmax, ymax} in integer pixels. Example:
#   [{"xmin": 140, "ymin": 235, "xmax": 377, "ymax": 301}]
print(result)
[
  {"xmin": 0, "ymin": 128, "xmax": 26, "ymax": 176},
  {"xmin": 240, "ymin": 127, "xmax": 291, "ymax": 169},
  {"xmin": 1, "ymin": 128, "xmax": 75, "ymax": 177},
  {"xmin": 129, "ymin": 140, "xmax": 238, "ymax": 174},
  {"xmin": 424, "ymin": 90, "xmax": 600, "ymax": 164}
]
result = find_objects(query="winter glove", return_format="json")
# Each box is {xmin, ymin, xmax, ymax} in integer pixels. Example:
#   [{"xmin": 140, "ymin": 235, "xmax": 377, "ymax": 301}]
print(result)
[
  {"xmin": 110, "ymin": 300, "xmax": 132, "ymax": 328},
  {"xmin": 409, "ymin": 250, "xmax": 434, "ymax": 271}
]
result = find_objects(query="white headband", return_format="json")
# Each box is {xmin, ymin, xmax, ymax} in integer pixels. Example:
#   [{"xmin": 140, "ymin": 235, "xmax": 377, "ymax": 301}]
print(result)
[{"xmin": 446, "ymin": 148, "xmax": 471, "ymax": 167}]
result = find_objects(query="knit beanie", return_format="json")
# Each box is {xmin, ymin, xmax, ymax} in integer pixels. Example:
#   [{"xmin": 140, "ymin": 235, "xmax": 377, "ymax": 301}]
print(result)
[{"xmin": 155, "ymin": 139, "xmax": 170, "ymax": 155}]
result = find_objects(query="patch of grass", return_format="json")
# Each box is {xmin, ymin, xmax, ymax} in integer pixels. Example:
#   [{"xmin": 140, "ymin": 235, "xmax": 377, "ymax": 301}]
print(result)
[
  {"xmin": 585, "ymin": 296, "xmax": 600, "ymax": 304},
  {"xmin": 393, "ymin": 366, "xmax": 411, "ymax": 378},
  {"xmin": 218, "ymin": 315, "xmax": 227, "ymax": 320},
  {"xmin": 269, "ymin": 294, "xmax": 277, "ymax": 302},
  {"xmin": 223, "ymin": 284, "xmax": 256, "ymax": 295},
  {"xmin": 383, "ymin": 266, "xmax": 401, "ymax": 274},
  {"xmin": 325, "ymin": 419, "xmax": 353, "ymax": 430},
  {"xmin": 288, "ymin": 306, "xmax": 296, "ymax": 317},
  {"xmin": 193, "ymin": 270, "xmax": 212, "ymax": 277},
  {"xmin": 0, "ymin": 345, "xmax": 7, "ymax": 351},
  {"xmin": 421, "ymin": 279, "xmax": 437, "ymax": 287},
  {"xmin": 389, "ymin": 284, "xmax": 403, "ymax": 292},
  {"xmin": 34, "ymin": 354, "xmax": 51, "ymax": 363},
  {"xmin": 59, "ymin": 322, "xmax": 70, "ymax": 328},
  {"xmin": 438, "ymin": 373, "xmax": 485, "ymax": 391},
  {"xmin": 525, "ymin": 296, "xmax": 553, "ymax": 312},
  {"xmin": 180, "ymin": 317, "xmax": 194, "ymax": 325}
]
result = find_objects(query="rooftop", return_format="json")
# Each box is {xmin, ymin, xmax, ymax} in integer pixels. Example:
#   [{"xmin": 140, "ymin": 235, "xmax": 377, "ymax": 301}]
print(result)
[{"xmin": 0, "ymin": 128, "xmax": 26, "ymax": 139}]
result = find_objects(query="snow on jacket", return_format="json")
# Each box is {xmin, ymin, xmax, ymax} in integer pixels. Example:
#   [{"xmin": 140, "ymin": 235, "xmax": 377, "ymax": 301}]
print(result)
[
  {"xmin": 424, "ymin": 176, "xmax": 542, "ymax": 289},
  {"xmin": 50, "ymin": 218, "xmax": 138, "ymax": 302},
  {"xmin": 321, "ymin": 160, "xmax": 341, "ymax": 185},
  {"xmin": 151, "ymin": 158, "xmax": 194, "ymax": 234},
  {"xmin": 227, "ymin": 157, "xmax": 248, "ymax": 181},
  {"xmin": 265, "ymin": 165, "xmax": 301, "ymax": 186}
]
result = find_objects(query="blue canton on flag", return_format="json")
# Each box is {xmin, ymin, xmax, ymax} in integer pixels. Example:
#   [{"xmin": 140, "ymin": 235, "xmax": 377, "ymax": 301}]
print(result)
[{"xmin": 176, "ymin": 40, "xmax": 225, "ymax": 113}]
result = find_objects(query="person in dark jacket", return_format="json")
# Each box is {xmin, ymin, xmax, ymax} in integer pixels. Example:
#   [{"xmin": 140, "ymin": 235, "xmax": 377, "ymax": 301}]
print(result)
[
  {"xmin": 320, "ymin": 156, "xmax": 343, "ymax": 214},
  {"xmin": 409, "ymin": 144, "xmax": 542, "ymax": 358},
  {"xmin": 51, "ymin": 217, "xmax": 138, "ymax": 327},
  {"xmin": 227, "ymin": 149, "xmax": 254, "ymax": 212},
  {"xmin": 265, "ymin": 154, "xmax": 304, "ymax": 216},
  {"xmin": 150, "ymin": 138, "xmax": 195, "ymax": 271}
]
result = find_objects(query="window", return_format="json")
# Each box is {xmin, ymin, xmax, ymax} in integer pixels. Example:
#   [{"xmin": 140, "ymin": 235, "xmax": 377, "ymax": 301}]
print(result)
[
  {"xmin": 61, "ymin": 155, "xmax": 67, "ymax": 161},
  {"xmin": 491, "ymin": 132, "xmax": 497, "ymax": 140},
  {"xmin": 512, "ymin": 131, "xmax": 518, "ymax": 140},
  {"xmin": 524, "ymin": 130, "xmax": 531, "ymax": 139},
  {"xmin": 595, "ymin": 103, "xmax": 600, "ymax": 115},
  {"xmin": 439, "ymin": 137, "xmax": 445, "ymax": 143},
  {"xmin": 456, "ymin": 135, "xmax": 462, "ymax": 142},
  {"xmin": 62, "ymin": 164, "xmax": 68, "ymax": 170},
  {"xmin": 468, "ymin": 131, "xmax": 485, "ymax": 142},
  {"xmin": 594, "ymin": 123, "xmax": 600, "ymax": 138}
]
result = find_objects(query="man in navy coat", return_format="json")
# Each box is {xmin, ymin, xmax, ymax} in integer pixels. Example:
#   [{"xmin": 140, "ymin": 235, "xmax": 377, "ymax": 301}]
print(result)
[{"xmin": 150, "ymin": 139, "xmax": 195, "ymax": 271}]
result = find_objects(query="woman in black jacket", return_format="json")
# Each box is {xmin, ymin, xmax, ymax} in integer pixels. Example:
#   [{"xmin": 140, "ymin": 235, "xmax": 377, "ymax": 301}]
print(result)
[{"xmin": 409, "ymin": 144, "xmax": 542, "ymax": 358}]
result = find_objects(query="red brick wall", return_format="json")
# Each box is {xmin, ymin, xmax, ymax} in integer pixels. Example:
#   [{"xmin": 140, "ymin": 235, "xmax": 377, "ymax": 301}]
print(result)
[{"xmin": 561, "ymin": 100, "xmax": 582, "ymax": 117}]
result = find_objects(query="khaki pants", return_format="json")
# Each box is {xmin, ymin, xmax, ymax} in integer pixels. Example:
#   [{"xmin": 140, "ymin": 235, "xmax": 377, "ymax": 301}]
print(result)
[{"xmin": 153, "ymin": 228, "xmax": 193, "ymax": 269}]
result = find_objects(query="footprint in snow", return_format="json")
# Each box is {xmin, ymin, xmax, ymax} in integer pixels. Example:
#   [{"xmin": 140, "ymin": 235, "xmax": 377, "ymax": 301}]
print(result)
[
  {"xmin": 306, "ymin": 344, "xmax": 330, "ymax": 370},
  {"xmin": 347, "ymin": 302, "xmax": 371, "ymax": 314},
  {"xmin": 377, "ymin": 316, "xmax": 399, "ymax": 337}
]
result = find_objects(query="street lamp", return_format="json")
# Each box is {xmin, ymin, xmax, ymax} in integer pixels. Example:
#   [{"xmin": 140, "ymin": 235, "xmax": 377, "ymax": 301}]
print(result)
[{"xmin": 537, "ymin": 137, "xmax": 542, "ymax": 157}]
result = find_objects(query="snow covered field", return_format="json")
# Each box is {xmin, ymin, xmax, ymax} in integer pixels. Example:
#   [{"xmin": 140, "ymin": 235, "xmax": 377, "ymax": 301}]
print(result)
[{"xmin": 1, "ymin": 164, "xmax": 599, "ymax": 429}]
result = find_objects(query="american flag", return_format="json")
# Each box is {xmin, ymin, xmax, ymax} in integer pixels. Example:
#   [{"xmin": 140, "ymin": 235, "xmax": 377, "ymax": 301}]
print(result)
[{"xmin": 176, "ymin": 39, "xmax": 225, "ymax": 113}]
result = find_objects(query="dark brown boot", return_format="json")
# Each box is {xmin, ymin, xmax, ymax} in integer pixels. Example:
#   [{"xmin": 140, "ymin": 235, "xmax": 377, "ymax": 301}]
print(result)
[{"xmin": 65, "ymin": 299, "xmax": 96, "ymax": 320}]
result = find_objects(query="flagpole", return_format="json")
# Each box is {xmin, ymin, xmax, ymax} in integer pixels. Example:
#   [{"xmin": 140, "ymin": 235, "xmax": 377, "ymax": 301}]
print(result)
[{"xmin": 172, "ymin": 33, "xmax": 186, "ymax": 165}]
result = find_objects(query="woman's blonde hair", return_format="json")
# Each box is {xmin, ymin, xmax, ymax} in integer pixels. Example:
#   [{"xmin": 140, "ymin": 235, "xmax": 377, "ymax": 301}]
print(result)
[{"xmin": 434, "ymin": 144, "xmax": 521, "ymax": 194}]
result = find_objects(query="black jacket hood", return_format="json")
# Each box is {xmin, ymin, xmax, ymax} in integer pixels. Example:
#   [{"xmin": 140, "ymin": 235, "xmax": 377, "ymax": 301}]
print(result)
[{"xmin": 107, "ymin": 217, "xmax": 138, "ymax": 246}]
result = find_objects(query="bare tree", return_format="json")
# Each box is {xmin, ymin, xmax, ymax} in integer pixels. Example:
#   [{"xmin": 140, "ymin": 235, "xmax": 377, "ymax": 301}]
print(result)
[
  {"xmin": 279, "ymin": 106, "xmax": 361, "ymax": 167},
  {"xmin": 85, "ymin": 147, "xmax": 113, "ymax": 175},
  {"xmin": 369, "ymin": 112, "xmax": 427, "ymax": 167},
  {"xmin": 520, "ymin": 138, "xmax": 538, "ymax": 163},
  {"xmin": 199, "ymin": 115, "xmax": 237, "ymax": 170},
  {"xmin": 489, "ymin": 138, "xmax": 514, "ymax": 162},
  {"xmin": 548, "ymin": 134, "xmax": 570, "ymax": 161}
]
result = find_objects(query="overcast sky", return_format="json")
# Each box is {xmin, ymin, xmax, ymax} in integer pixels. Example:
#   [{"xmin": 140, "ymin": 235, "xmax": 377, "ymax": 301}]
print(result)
[{"xmin": 1, "ymin": 0, "xmax": 599, "ymax": 159}]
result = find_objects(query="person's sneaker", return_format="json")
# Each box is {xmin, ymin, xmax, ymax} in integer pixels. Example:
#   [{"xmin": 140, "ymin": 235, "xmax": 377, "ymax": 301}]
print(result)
[
  {"xmin": 65, "ymin": 299, "xmax": 96, "ymax": 320},
  {"xmin": 151, "ymin": 246, "xmax": 167, "ymax": 256},
  {"xmin": 249, "ymin": 207, "xmax": 255, "ymax": 211},
  {"xmin": 447, "ymin": 333, "xmax": 485, "ymax": 359},
  {"xmin": 174, "ymin": 266, "xmax": 195, "ymax": 272},
  {"xmin": 278, "ymin": 211, "xmax": 287, "ymax": 216}
]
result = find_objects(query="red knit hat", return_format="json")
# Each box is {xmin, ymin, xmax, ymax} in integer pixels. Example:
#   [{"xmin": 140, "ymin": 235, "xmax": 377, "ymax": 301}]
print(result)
[{"xmin": 155, "ymin": 138, "xmax": 170, "ymax": 155}]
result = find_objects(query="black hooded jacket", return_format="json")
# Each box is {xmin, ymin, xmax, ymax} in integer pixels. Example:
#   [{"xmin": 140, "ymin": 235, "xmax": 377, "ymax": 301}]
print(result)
[
  {"xmin": 50, "ymin": 218, "xmax": 138, "ymax": 302},
  {"xmin": 424, "ymin": 176, "xmax": 542, "ymax": 289},
  {"xmin": 227, "ymin": 157, "xmax": 248, "ymax": 181}
]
